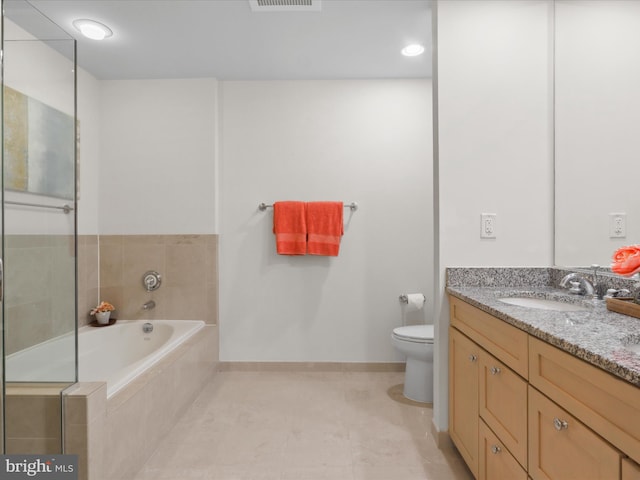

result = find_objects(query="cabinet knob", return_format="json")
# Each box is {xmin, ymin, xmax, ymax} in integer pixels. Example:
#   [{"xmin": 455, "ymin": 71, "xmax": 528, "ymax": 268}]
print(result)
[
  {"xmin": 469, "ymin": 354, "xmax": 478, "ymax": 362},
  {"xmin": 553, "ymin": 418, "xmax": 569, "ymax": 431},
  {"xmin": 490, "ymin": 366, "xmax": 501, "ymax": 375},
  {"xmin": 490, "ymin": 445, "xmax": 502, "ymax": 454}
]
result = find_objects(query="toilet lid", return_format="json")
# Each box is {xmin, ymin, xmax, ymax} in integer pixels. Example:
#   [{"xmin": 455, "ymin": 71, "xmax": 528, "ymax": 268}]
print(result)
[{"xmin": 393, "ymin": 325, "xmax": 434, "ymax": 343}]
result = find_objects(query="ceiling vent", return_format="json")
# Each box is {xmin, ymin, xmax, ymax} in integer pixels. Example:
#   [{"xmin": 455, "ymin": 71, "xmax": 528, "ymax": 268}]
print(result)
[{"xmin": 249, "ymin": 0, "xmax": 322, "ymax": 12}]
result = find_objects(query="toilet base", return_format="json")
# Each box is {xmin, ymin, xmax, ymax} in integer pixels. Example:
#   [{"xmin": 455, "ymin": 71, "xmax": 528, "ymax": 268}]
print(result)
[{"xmin": 403, "ymin": 356, "xmax": 433, "ymax": 404}]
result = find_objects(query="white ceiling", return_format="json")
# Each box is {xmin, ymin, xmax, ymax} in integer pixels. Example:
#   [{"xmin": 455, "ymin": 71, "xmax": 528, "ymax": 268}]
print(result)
[{"xmin": 17, "ymin": 0, "xmax": 431, "ymax": 81}]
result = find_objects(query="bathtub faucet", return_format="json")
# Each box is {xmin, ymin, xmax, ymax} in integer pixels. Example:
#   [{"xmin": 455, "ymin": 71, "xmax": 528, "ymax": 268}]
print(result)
[{"xmin": 142, "ymin": 300, "xmax": 156, "ymax": 310}]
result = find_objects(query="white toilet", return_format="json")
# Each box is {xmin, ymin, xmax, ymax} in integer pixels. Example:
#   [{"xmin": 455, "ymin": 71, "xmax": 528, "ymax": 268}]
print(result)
[{"xmin": 391, "ymin": 324, "xmax": 434, "ymax": 403}]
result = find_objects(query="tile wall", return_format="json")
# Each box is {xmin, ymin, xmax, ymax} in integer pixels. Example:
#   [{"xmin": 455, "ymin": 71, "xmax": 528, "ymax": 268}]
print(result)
[
  {"xmin": 5, "ymin": 383, "xmax": 70, "ymax": 454},
  {"xmin": 5, "ymin": 235, "xmax": 76, "ymax": 354},
  {"xmin": 97, "ymin": 235, "xmax": 218, "ymax": 325},
  {"xmin": 6, "ymin": 233, "xmax": 218, "ymax": 345},
  {"xmin": 78, "ymin": 235, "xmax": 100, "ymax": 327}
]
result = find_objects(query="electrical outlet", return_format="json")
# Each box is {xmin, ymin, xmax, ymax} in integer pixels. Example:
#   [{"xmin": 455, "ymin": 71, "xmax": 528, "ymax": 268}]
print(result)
[
  {"xmin": 481, "ymin": 213, "xmax": 496, "ymax": 239},
  {"xmin": 609, "ymin": 213, "xmax": 626, "ymax": 238}
]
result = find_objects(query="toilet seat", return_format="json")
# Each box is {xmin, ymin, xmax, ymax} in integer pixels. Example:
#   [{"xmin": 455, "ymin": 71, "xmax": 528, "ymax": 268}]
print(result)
[{"xmin": 392, "ymin": 325, "xmax": 434, "ymax": 343}]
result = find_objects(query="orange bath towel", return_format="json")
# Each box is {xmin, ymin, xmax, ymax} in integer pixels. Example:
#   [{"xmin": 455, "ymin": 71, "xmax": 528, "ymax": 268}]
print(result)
[
  {"xmin": 306, "ymin": 201, "xmax": 344, "ymax": 256},
  {"xmin": 273, "ymin": 201, "xmax": 307, "ymax": 255}
]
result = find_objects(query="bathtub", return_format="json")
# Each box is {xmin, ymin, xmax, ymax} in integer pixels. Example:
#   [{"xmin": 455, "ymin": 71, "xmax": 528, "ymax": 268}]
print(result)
[
  {"xmin": 8, "ymin": 318, "xmax": 216, "ymax": 480},
  {"xmin": 79, "ymin": 319, "xmax": 205, "ymax": 398},
  {"xmin": 6, "ymin": 319, "xmax": 205, "ymax": 398}
]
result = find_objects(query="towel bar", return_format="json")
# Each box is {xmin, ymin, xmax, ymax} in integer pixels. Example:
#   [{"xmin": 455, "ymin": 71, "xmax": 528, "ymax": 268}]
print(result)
[
  {"xmin": 259, "ymin": 202, "xmax": 358, "ymax": 212},
  {"xmin": 6, "ymin": 200, "xmax": 73, "ymax": 214}
]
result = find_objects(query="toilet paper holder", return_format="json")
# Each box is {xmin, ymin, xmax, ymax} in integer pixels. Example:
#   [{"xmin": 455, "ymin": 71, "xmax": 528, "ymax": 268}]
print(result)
[{"xmin": 399, "ymin": 294, "xmax": 426, "ymax": 305}]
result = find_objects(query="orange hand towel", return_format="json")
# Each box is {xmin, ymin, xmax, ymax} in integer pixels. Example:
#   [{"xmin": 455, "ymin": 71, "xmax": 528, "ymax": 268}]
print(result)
[
  {"xmin": 306, "ymin": 201, "xmax": 344, "ymax": 256},
  {"xmin": 273, "ymin": 201, "xmax": 307, "ymax": 255}
]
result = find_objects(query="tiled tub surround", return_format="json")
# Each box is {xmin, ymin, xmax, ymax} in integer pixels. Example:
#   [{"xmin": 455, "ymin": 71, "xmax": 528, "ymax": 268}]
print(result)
[
  {"xmin": 64, "ymin": 323, "xmax": 219, "ymax": 480},
  {"xmin": 5, "ymin": 235, "xmax": 76, "ymax": 354},
  {"xmin": 78, "ymin": 235, "xmax": 100, "ymax": 328},
  {"xmin": 97, "ymin": 234, "xmax": 218, "ymax": 326},
  {"xmin": 446, "ymin": 267, "xmax": 640, "ymax": 386},
  {"xmin": 5, "ymin": 383, "xmax": 71, "ymax": 455},
  {"xmin": 3, "ymin": 233, "xmax": 218, "ymax": 348}
]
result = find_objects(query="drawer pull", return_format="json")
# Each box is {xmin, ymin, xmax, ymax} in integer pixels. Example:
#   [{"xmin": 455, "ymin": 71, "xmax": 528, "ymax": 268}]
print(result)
[
  {"xmin": 490, "ymin": 445, "xmax": 502, "ymax": 454},
  {"xmin": 469, "ymin": 354, "xmax": 478, "ymax": 362},
  {"xmin": 490, "ymin": 366, "xmax": 501, "ymax": 375},
  {"xmin": 553, "ymin": 418, "xmax": 569, "ymax": 431}
]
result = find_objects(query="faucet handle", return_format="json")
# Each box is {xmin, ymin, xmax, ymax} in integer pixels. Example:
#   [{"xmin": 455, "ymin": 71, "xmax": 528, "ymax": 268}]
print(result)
[{"xmin": 569, "ymin": 281, "xmax": 583, "ymax": 295}]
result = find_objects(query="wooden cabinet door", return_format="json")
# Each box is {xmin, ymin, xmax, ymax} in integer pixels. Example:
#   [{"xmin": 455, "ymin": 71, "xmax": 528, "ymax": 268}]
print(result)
[
  {"xmin": 479, "ymin": 350, "xmax": 527, "ymax": 468},
  {"xmin": 528, "ymin": 387, "xmax": 621, "ymax": 480},
  {"xmin": 479, "ymin": 420, "xmax": 527, "ymax": 480},
  {"xmin": 449, "ymin": 327, "xmax": 480, "ymax": 478},
  {"xmin": 622, "ymin": 458, "xmax": 640, "ymax": 480},
  {"xmin": 530, "ymin": 336, "xmax": 640, "ymax": 462},
  {"xmin": 449, "ymin": 296, "xmax": 529, "ymax": 377}
]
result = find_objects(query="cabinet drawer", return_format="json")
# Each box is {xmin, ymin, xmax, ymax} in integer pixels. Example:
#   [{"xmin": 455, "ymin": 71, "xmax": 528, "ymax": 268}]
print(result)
[
  {"xmin": 479, "ymin": 350, "xmax": 528, "ymax": 468},
  {"xmin": 479, "ymin": 419, "xmax": 527, "ymax": 480},
  {"xmin": 529, "ymin": 336, "xmax": 640, "ymax": 463},
  {"xmin": 623, "ymin": 458, "xmax": 640, "ymax": 480},
  {"xmin": 450, "ymin": 296, "xmax": 528, "ymax": 378},
  {"xmin": 449, "ymin": 327, "xmax": 480, "ymax": 478},
  {"xmin": 528, "ymin": 387, "xmax": 621, "ymax": 480}
]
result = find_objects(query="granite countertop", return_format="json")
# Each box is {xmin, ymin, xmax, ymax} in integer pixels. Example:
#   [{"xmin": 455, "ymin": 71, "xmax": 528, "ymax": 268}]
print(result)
[{"xmin": 446, "ymin": 268, "xmax": 640, "ymax": 387}]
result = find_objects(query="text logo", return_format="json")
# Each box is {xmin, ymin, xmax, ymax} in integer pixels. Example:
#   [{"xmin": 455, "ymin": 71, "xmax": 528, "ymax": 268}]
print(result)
[{"xmin": 0, "ymin": 455, "xmax": 77, "ymax": 479}]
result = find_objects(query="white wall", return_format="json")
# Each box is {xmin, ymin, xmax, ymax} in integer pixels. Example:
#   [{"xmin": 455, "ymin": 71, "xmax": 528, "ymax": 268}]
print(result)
[
  {"xmin": 219, "ymin": 79, "xmax": 433, "ymax": 362},
  {"xmin": 434, "ymin": 0, "xmax": 554, "ymax": 431},
  {"xmin": 555, "ymin": 1, "xmax": 640, "ymax": 267},
  {"xmin": 77, "ymin": 68, "xmax": 102, "ymax": 235},
  {"xmin": 3, "ymin": 19, "xmax": 79, "ymax": 235},
  {"xmin": 99, "ymin": 79, "xmax": 218, "ymax": 234}
]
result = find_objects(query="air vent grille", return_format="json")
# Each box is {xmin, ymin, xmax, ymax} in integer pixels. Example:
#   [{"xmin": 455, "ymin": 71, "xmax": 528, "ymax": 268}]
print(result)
[{"xmin": 249, "ymin": 0, "xmax": 321, "ymax": 12}]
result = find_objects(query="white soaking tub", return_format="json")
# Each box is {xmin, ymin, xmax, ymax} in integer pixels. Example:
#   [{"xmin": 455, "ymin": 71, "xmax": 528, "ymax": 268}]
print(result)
[
  {"xmin": 7, "ymin": 319, "xmax": 205, "ymax": 398},
  {"xmin": 78, "ymin": 319, "xmax": 205, "ymax": 398}
]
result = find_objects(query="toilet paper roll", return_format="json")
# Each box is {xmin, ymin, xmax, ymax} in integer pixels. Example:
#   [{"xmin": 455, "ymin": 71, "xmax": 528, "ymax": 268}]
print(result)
[{"xmin": 405, "ymin": 293, "xmax": 426, "ymax": 312}]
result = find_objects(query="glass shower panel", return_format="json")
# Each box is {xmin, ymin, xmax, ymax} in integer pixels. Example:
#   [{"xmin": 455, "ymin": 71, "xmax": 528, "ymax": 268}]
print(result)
[{"xmin": 2, "ymin": 0, "xmax": 77, "ymax": 454}]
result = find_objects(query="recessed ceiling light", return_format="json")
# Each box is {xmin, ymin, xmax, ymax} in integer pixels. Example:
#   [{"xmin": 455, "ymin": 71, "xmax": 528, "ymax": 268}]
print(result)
[
  {"xmin": 401, "ymin": 44, "xmax": 425, "ymax": 57},
  {"xmin": 72, "ymin": 19, "xmax": 113, "ymax": 40}
]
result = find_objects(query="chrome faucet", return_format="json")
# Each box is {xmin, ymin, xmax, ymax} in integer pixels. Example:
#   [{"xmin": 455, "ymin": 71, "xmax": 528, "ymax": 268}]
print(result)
[
  {"xmin": 142, "ymin": 300, "xmax": 156, "ymax": 310},
  {"xmin": 559, "ymin": 272, "xmax": 595, "ymax": 296}
]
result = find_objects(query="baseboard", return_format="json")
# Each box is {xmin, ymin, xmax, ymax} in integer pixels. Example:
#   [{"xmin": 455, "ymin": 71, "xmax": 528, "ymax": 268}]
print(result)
[
  {"xmin": 218, "ymin": 361, "xmax": 405, "ymax": 372},
  {"xmin": 431, "ymin": 418, "xmax": 455, "ymax": 450}
]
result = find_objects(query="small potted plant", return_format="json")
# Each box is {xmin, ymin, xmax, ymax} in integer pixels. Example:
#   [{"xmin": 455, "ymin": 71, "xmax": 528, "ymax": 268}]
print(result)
[{"xmin": 91, "ymin": 301, "xmax": 115, "ymax": 325}]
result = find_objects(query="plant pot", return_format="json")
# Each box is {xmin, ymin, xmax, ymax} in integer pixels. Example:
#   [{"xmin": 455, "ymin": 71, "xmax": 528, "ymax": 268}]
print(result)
[{"xmin": 95, "ymin": 311, "xmax": 111, "ymax": 325}]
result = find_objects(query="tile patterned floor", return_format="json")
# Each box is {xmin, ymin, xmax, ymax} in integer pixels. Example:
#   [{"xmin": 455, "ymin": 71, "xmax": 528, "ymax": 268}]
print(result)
[{"xmin": 131, "ymin": 371, "xmax": 473, "ymax": 480}]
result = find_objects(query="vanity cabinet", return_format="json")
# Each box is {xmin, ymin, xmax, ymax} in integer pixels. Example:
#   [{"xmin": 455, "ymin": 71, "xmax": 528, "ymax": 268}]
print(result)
[
  {"xmin": 529, "ymin": 336, "xmax": 640, "ymax": 462},
  {"xmin": 622, "ymin": 458, "xmax": 640, "ymax": 480},
  {"xmin": 528, "ymin": 386, "xmax": 621, "ymax": 480},
  {"xmin": 449, "ymin": 327, "xmax": 480, "ymax": 477},
  {"xmin": 479, "ymin": 419, "xmax": 527, "ymax": 480},
  {"xmin": 449, "ymin": 296, "xmax": 528, "ymax": 377},
  {"xmin": 449, "ymin": 297, "xmax": 528, "ymax": 478},
  {"xmin": 479, "ymin": 350, "xmax": 527, "ymax": 467},
  {"xmin": 449, "ymin": 295, "xmax": 640, "ymax": 480}
]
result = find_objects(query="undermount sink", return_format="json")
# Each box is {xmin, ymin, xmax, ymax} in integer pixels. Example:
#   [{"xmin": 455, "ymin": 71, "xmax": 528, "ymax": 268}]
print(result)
[{"xmin": 498, "ymin": 296, "xmax": 589, "ymax": 312}]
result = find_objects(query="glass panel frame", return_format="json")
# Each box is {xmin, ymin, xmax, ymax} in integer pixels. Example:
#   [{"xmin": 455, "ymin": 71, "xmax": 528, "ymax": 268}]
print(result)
[{"xmin": 2, "ymin": 0, "xmax": 77, "ymax": 454}]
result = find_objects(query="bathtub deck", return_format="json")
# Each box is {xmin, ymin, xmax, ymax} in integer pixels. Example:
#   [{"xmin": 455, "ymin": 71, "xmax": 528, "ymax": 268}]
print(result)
[{"xmin": 131, "ymin": 371, "xmax": 472, "ymax": 480}]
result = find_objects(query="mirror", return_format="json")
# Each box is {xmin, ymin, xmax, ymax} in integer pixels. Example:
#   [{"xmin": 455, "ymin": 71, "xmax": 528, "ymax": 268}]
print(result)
[{"xmin": 555, "ymin": 0, "xmax": 640, "ymax": 270}]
